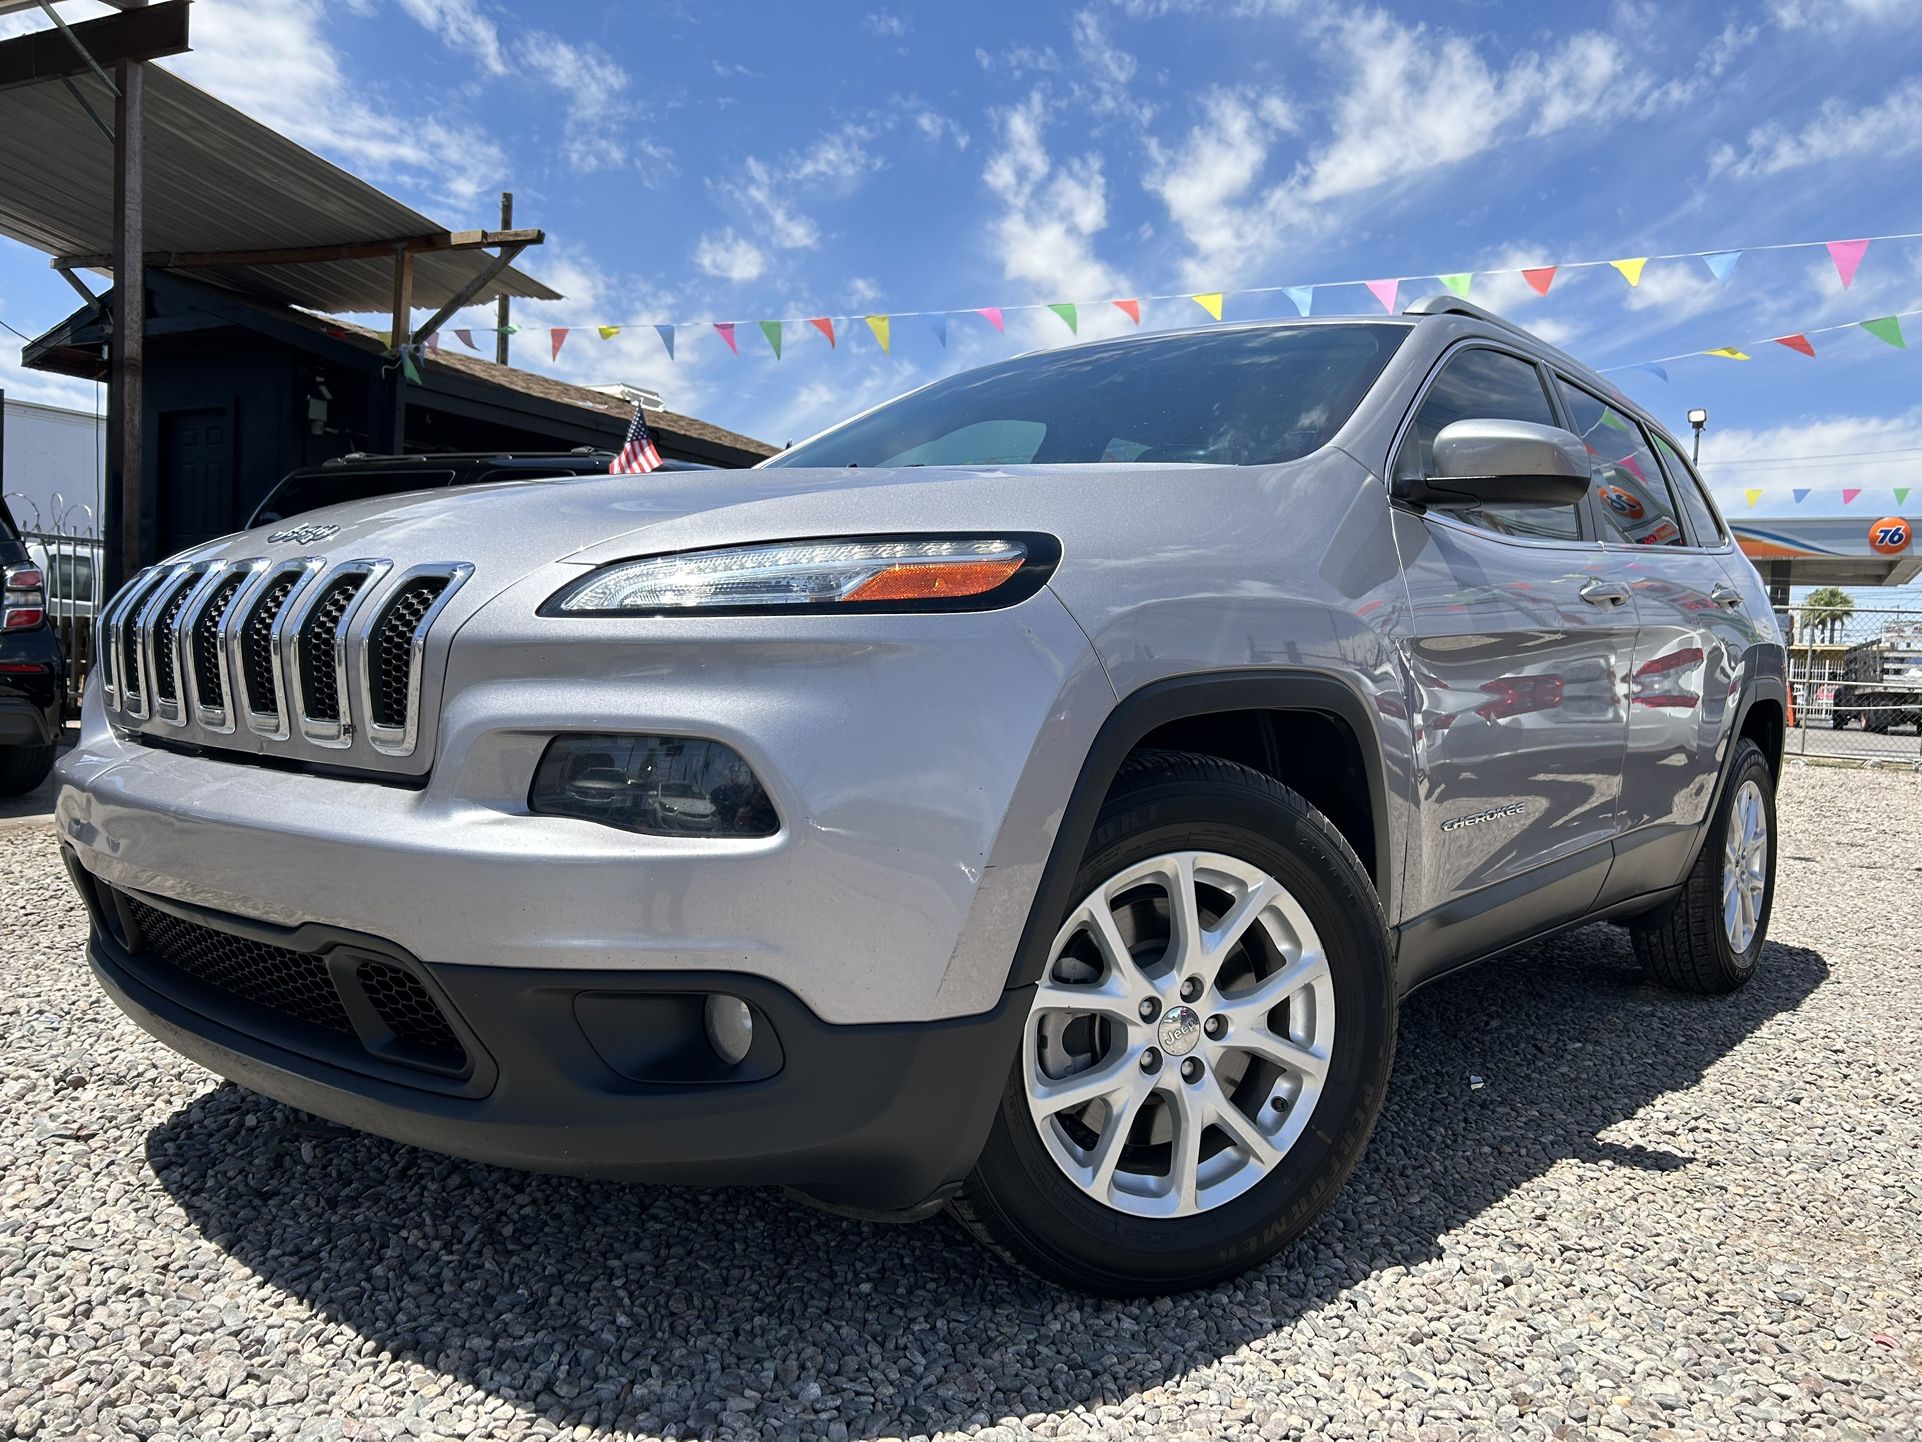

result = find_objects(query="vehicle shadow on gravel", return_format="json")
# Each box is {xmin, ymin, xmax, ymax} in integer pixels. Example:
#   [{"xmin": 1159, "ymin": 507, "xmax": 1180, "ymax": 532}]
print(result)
[{"xmin": 145, "ymin": 925, "xmax": 1826, "ymax": 1439}]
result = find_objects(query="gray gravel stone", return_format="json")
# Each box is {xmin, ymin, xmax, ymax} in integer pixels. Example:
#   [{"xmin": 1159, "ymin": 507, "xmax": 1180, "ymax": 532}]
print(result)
[{"xmin": 2, "ymin": 763, "xmax": 1919, "ymax": 1439}]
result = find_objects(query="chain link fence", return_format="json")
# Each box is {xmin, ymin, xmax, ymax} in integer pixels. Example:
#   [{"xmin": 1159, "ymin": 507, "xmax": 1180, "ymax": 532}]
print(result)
[
  {"xmin": 17, "ymin": 525, "xmax": 102, "ymax": 715},
  {"xmin": 1784, "ymin": 604, "xmax": 1922, "ymax": 764}
]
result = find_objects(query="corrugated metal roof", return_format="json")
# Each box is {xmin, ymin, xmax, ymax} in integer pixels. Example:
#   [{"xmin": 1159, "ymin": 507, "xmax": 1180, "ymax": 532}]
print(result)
[{"xmin": 0, "ymin": 63, "xmax": 559, "ymax": 311}]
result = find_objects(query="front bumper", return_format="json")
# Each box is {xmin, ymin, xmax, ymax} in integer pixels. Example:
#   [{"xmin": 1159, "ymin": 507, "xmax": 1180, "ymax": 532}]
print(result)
[{"xmin": 72, "ymin": 859, "xmax": 1029, "ymax": 1211}]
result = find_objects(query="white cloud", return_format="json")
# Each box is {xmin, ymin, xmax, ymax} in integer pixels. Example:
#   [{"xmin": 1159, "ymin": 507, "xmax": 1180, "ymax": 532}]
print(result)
[
  {"xmin": 1695, "ymin": 410, "xmax": 1922, "ymax": 497},
  {"xmin": 974, "ymin": 43, "xmax": 1062, "ymax": 76},
  {"xmin": 863, "ymin": 10, "xmax": 909, "ymax": 37},
  {"xmin": 513, "ymin": 31, "xmax": 644, "ymax": 175},
  {"xmin": 1767, "ymin": 0, "xmax": 1916, "ymax": 30},
  {"xmin": 693, "ymin": 230, "xmax": 768, "ymax": 283},
  {"xmin": 394, "ymin": 0, "xmax": 505, "ymax": 74},
  {"xmin": 1069, "ymin": 8, "xmax": 1153, "ymax": 125},
  {"xmin": 1708, "ymin": 78, "xmax": 1922, "ymax": 179},
  {"xmin": 982, "ymin": 91, "xmax": 1127, "ymax": 304},
  {"xmin": 1143, "ymin": 88, "xmax": 1299, "ymax": 286}
]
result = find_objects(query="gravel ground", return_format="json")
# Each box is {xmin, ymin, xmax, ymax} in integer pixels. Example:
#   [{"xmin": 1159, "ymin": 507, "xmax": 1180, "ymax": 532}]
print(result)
[{"xmin": 3, "ymin": 763, "xmax": 1919, "ymax": 1442}]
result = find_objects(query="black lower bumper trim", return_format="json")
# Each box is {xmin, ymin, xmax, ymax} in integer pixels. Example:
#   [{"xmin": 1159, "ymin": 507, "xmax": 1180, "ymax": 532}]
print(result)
[{"xmin": 87, "ymin": 922, "xmax": 1029, "ymax": 1212}]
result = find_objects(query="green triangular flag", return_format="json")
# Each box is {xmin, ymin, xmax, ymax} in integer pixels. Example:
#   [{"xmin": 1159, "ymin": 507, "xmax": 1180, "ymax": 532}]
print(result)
[
  {"xmin": 1439, "ymin": 273, "xmax": 1472, "ymax": 297},
  {"xmin": 1599, "ymin": 407, "xmax": 1630, "ymax": 432},
  {"xmin": 1048, "ymin": 302, "xmax": 1078, "ymax": 334},
  {"xmin": 400, "ymin": 350, "xmax": 422, "ymax": 385},
  {"xmin": 1860, "ymin": 316, "xmax": 1906, "ymax": 348},
  {"xmin": 759, "ymin": 320, "xmax": 782, "ymax": 359},
  {"xmin": 1897, "ymin": 487, "xmax": 1911, "ymax": 504}
]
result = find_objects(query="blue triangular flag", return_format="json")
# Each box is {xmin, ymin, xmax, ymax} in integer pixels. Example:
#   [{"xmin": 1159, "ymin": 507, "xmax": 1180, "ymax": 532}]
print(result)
[
  {"xmin": 1792, "ymin": 488, "xmax": 1811, "ymax": 503},
  {"xmin": 1635, "ymin": 363, "xmax": 1669, "ymax": 382},
  {"xmin": 1702, "ymin": 250, "xmax": 1743, "ymax": 284},
  {"xmin": 929, "ymin": 314, "xmax": 947, "ymax": 347},
  {"xmin": 1284, "ymin": 285, "xmax": 1314, "ymax": 316},
  {"xmin": 654, "ymin": 324, "xmax": 676, "ymax": 360}
]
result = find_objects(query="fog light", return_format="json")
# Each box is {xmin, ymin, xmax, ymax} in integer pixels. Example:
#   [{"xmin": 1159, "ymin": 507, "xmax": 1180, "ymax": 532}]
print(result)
[
  {"xmin": 529, "ymin": 733, "xmax": 779, "ymax": 837},
  {"xmin": 704, "ymin": 994, "xmax": 754, "ymax": 1066}
]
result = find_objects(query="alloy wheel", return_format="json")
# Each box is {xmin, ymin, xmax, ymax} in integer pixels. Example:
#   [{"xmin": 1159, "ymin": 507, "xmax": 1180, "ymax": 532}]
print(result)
[
  {"xmin": 1023, "ymin": 851, "xmax": 1335, "ymax": 1218},
  {"xmin": 1722, "ymin": 778, "xmax": 1769, "ymax": 953}
]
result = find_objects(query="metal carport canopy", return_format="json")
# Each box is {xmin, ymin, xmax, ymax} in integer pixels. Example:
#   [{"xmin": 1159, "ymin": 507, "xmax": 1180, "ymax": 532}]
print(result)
[{"xmin": 0, "ymin": 61, "xmax": 560, "ymax": 311}]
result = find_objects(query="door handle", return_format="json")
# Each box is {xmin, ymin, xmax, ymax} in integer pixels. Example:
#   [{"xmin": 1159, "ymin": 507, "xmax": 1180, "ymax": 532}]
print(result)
[
  {"xmin": 1711, "ymin": 583, "xmax": 1744, "ymax": 609},
  {"xmin": 1579, "ymin": 579, "xmax": 1631, "ymax": 608}
]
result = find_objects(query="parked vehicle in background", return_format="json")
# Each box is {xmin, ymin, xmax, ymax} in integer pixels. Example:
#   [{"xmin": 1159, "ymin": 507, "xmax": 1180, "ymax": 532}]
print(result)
[
  {"xmin": 24, "ymin": 534, "xmax": 101, "ymax": 623},
  {"xmin": 1830, "ymin": 637, "xmax": 1922, "ymax": 733},
  {"xmin": 59, "ymin": 297, "xmax": 1786, "ymax": 1294},
  {"xmin": 0, "ymin": 497, "xmax": 65, "ymax": 795},
  {"xmin": 246, "ymin": 449, "xmax": 716, "ymax": 529}
]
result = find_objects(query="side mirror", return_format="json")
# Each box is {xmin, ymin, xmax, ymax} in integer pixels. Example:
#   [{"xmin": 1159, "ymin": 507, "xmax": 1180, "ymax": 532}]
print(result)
[{"xmin": 1399, "ymin": 418, "xmax": 1592, "ymax": 508}]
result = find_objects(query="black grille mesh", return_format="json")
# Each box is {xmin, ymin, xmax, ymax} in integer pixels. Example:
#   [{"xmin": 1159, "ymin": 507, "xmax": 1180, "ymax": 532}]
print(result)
[
  {"xmin": 124, "ymin": 897, "xmax": 352, "ymax": 1034},
  {"xmin": 152, "ymin": 578, "xmax": 198, "ymax": 703},
  {"xmin": 357, "ymin": 959, "xmax": 465, "ymax": 1063},
  {"xmin": 191, "ymin": 574, "xmax": 246, "ymax": 711},
  {"xmin": 240, "ymin": 574, "xmax": 300, "ymax": 715},
  {"xmin": 370, "ymin": 578, "xmax": 447, "ymax": 729},
  {"xmin": 298, "ymin": 576, "xmax": 367, "ymax": 722}
]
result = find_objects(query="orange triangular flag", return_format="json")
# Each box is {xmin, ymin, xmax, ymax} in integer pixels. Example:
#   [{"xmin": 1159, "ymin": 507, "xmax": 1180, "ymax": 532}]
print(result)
[
  {"xmin": 1113, "ymin": 299, "xmax": 1140, "ymax": 324},
  {"xmin": 1522, "ymin": 266, "xmax": 1557, "ymax": 296},
  {"xmin": 809, "ymin": 316, "xmax": 836, "ymax": 347}
]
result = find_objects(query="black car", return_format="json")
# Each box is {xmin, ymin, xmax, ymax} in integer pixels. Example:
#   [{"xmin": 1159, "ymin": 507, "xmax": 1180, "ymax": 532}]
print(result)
[
  {"xmin": 247, "ymin": 449, "xmax": 714, "ymax": 529},
  {"xmin": 0, "ymin": 495, "xmax": 64, "ymax": 796}
]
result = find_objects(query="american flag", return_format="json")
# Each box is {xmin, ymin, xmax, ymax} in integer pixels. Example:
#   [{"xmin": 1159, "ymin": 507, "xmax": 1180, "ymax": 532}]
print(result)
[{"xmin": 609, "ymin": 403, "xmax": 663, "ymax": 475}]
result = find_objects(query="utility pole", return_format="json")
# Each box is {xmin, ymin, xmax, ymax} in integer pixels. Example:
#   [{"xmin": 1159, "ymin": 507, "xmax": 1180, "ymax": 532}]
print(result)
[
  {"xmin": 495, "ymin": 191, "xmax": 512, "ymax": 366},
  {"xmin": 109, "ymin": 11, "xmax": 146, "ymax": 594}
]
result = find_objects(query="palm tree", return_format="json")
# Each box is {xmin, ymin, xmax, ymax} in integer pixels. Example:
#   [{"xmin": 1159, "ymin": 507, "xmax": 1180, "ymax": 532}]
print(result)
[{"xmin": 1803, "ymin": 586, "xmax": 1856, "ymax": 644}]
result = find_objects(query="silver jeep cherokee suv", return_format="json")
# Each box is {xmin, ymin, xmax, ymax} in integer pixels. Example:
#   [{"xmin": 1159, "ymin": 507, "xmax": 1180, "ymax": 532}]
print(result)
[{"xmin": 57, "ymin": 297, "xmax": 1786, "ymax": 1294}]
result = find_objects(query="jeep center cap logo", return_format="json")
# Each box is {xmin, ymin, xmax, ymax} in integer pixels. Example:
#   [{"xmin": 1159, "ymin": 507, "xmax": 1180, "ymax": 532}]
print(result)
[
  {"xmin": 1158, "ymin": 1004, "xmax": 1202, "ymax": 1056},
  {"xmin": 267, "ymin": 522, "xmax": 340, "ymax": 545}
]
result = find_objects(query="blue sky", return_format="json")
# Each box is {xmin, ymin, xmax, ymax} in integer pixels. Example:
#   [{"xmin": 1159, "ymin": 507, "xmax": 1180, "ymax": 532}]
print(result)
[{"xmin": 4, "ymin": 0, "xmax": 1922, "ymax": 535}]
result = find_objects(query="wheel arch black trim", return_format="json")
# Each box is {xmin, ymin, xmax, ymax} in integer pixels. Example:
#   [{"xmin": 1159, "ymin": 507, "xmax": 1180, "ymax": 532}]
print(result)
[
  {"xmin": 1003, "ymin": 668, "xmax": 1396, "ymax": 992},
  {"xmin": 1685, "ymin": 655, "xmax": 1788, "ymax": 878}
]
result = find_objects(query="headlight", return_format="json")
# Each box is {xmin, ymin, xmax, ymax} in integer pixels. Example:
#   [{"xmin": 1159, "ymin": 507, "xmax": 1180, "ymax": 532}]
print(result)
[{"xmin": 544, "ymin": 534, "xmax": 1057, "ymax": 616}]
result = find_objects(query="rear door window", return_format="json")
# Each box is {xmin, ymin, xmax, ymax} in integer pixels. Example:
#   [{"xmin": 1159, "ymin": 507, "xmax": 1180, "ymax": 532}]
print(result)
[
  {"xmin": 1554, "ymin": 381, "xmax": 1686, "ymax": 548},
  {"xmin": 1651, "ymin": 432, "xmax": 1727, "ymax": 547}
]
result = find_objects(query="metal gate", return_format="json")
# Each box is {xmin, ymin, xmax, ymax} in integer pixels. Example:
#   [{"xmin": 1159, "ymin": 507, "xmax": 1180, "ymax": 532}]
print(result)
[
  {"xmin": 1785, "ymin": 605, "xmax": 1922, "ymax": 764},
  {"xmin": 16, "ymin": 525, "xmax": 101, "ymax": 715}
]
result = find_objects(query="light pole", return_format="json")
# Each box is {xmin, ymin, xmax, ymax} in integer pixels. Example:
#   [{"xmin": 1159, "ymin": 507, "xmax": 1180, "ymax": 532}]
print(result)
[{"xmin": 1688, "ymin": 407, "xmax": 1708, "ymax": 465}]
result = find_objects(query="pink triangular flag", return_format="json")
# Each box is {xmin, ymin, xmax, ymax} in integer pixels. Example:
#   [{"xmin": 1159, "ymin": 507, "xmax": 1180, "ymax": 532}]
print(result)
[
  {"xmin": 1619, "ymin": 454, "xmax": 1647, "ymax": 483},
  {"xmin": 714, "ymin": 322, "xmax": 739, "ymax": 354},
  {"xmin": 425, "ymin": 331, "xmax": 440, "ymax": 354},
  {"xmin": 1827, "ymin": 238, "xmax": 1870, "ymax": 288},
  {"xmin": 975, "ymin": 307, "xmax": 1005, "ymax": 333},
  {"xmin": 454, "ymin": 329, "xmax": 475, "ymax": 350},
  {"xmin": 1522, "ymin": 266, "xmax": 1558, "ymax": 296},
  {"xmin": 1843, "ymin": 487, "xmax": 1862, "ymax": 504},
  {"xmin": 1113, "ymin": 298, "xmax": 1140, "ymax": 324},
  {"xmin": 1364, "ymin": 278, "xmax": 1399, "ymax": 313},
  {"xmin": 809, "ymin": 316, "xmax": 836, "ymax": 347},
  {"xmin": 550, "ymin": 327, "xmax": 569, "ymax": 361}
]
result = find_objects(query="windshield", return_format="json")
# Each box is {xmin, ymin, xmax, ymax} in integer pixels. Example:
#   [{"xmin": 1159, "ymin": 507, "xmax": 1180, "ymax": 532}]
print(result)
[
  {"xmin": 764, "ymin": 323, "xmax": 1405, "ymax": 470},
  {"xmin": 251, "ymin": 468, "xmax": 456, "ymax": 527}
]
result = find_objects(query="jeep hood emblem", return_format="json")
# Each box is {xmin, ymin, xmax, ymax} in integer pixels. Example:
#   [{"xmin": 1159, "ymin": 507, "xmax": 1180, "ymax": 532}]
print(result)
[{"xmin": 267, "ymin": 522, "xmax": 340, "ymax": 545}]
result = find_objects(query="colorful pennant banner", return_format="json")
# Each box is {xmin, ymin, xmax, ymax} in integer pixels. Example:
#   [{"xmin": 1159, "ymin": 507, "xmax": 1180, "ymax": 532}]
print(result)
[{"xmin": 1598, "ymin": 308, "xmax": 1921, "ymax": 377}]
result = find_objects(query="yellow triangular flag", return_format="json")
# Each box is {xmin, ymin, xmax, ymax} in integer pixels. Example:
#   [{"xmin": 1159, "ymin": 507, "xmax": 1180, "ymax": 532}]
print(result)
[
  {"xmin": 596, "ymin": 325, "xmax": 621, "ymax": 340},
  {"xmin": 1609, "ymin": 258, "xmax": 1648, "ymax": 286},
  {"xmin": 1190, "ymin": 292, "xmax": 1224, "ymax": 320},
  {"xmin": 865, "ymin": 314, "xmax": 891, "ymax": 353},
  {"xmin": 1744, "ymin": 489, "xmax": 1763, "ymax": 509},
  {"xmin": 1703, "ymin": 347, "xmax": 1751, "ymax": 360}
]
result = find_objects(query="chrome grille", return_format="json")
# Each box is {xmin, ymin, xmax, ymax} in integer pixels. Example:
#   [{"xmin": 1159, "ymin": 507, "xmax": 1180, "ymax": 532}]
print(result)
[{"xmin": 100, "ymin": 558, "xmax": 471, "ymax": 769}]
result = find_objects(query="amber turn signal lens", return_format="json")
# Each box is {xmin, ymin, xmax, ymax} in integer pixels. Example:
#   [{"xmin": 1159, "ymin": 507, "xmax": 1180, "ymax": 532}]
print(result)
[{"xmin": 842, "ymin": 557, "xmax": 1025, "ymax": 603}]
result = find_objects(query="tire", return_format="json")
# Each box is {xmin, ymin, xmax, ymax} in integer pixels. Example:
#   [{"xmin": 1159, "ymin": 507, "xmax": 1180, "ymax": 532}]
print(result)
[
  {"xmin": 1630, "ymin": 738, "xmax": 1776, "ymax": 994},
  {"xmin": 952, "ymin": 749, "xmax": 1396, "ymax": 1295},
  {"xmin": 0, "ymin": 743, "xmax": 54, "ymax": 798}
]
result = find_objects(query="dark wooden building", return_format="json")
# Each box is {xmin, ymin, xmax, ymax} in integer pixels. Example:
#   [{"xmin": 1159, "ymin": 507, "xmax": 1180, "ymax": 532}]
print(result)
[{"xmin": 23, "ymin": 271, "xmax": 773, "ymax": 557}]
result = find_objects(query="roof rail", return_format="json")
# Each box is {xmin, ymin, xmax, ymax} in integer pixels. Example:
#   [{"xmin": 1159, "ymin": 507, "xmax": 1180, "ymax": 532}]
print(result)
[{"xmin": 1401, "ymin": 292, "xmax": 1544, "ymax": 339}]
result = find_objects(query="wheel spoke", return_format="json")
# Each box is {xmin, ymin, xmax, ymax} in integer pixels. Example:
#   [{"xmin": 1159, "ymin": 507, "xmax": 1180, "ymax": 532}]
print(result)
[
  {"xmin": 1195, "ymin": 876, "xmax": 1281, "ymax": 987},
  {"xmin": 1084, "ymin": 900, "xmax": 1159, "ymax": 998},
  {"xmin": 1218, "ymin": 948, "xmax": 1329, "ymax": 1024},
  {"xmin": 1158, "ymin": 853, "xmax": 1204, "ymax": 976},
  {"xmin": 1032, "ymin": 968, "xmax": 1138, "ymax": 1026},
  {"xmin": 1166, "ymin": 1080, "xmax": 1205, "ymax": 1212},
  {"xmin": 1083, "ymin": 1069, "xmax": 1154, "ymax": 1196},
  {"xmin": 1031, "ymin": 1050, "xmax": 1137, "ymax": 1117},
  {"xmin": 1227, "ymin": 1027, "xmax": 1329, "ymax": 1083},
  {"xmin": 1202, "ymin": 1075, "xmax": 1281, "ymax": 1169}
]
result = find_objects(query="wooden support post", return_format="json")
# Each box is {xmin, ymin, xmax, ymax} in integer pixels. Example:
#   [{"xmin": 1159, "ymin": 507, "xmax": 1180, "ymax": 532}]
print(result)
[
  {"xmin": 107, "ymin": 49, "xmax": 144, "ymax": 594},
  {"xmin": 495, "ymin": 191, "xmax": 512, "ymax": 366},
  {"xmin": 380, "ymin": 245, "xmax": 414, "ymax": 453}
]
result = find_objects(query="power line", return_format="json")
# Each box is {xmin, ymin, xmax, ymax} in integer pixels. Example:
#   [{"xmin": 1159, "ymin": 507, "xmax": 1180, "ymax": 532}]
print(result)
[{"xmin": 1699, "ymin": 445, "xmax": 1922, "ymax": 469}]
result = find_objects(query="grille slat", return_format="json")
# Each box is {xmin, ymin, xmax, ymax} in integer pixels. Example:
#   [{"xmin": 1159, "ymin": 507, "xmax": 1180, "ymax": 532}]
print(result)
[
  {"xmin": 117, "ymin": 575, "xmax": 164, "ymax": 702},
  {"xmin": 371, "ymin": 578, "xmax": 448, "ymax": 730},
  {"xmin": 152, "ymin": 578, "xmax": 199, "ymax": 704},
  {"xmin": 298, "ymin": 576, "xmax": 367, "ymax": 723},
  {"xmin": 241, "ymin": 575, "xmax": 300, "ymax": 715},
  {"xmin": 191, "ymin": 574, "xmax": 247, "ymax": 712}
]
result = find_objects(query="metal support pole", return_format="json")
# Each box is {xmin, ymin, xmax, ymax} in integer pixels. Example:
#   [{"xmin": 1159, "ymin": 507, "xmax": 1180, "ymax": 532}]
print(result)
[
  {"xmin": 106, "ymin": 49, "xmax": 144, "ymax": 594},
  {"xmin": 495, "ymin": 191, "xmax": 512, "ymax": 366},
  {"xmin": 382, "ymin": 246, "xmax": 414, "ymax": 453}
]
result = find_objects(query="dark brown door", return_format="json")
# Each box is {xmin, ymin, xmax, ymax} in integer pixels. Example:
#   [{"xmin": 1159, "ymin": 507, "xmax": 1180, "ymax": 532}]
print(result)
[{"xmin": 158, "ymin": 407, "xmax": 233, "ymax": 554}]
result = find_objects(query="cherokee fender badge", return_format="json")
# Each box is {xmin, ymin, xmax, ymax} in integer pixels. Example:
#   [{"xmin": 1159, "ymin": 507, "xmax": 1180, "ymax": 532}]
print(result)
[{"xmin": 1441, "ymin": 802, "xmax": 1528, "ymax": 833}]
